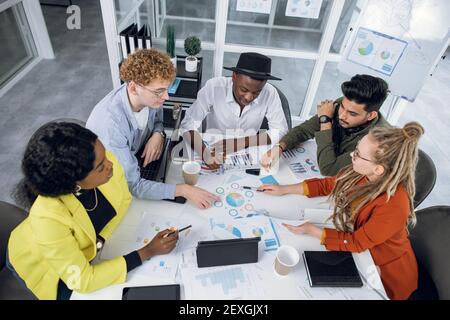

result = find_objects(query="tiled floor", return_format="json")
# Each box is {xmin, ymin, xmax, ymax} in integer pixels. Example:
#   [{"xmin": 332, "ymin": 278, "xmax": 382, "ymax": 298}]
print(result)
[{"xmin": 0, "ymin": 1, "xmax": 448, "ymax": 210}]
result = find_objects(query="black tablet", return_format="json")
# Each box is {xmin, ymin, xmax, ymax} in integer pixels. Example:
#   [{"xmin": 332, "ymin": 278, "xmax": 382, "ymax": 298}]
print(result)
[{"xmin": 122, "ymin": 284, "xmax": 180, "ymax": 300}]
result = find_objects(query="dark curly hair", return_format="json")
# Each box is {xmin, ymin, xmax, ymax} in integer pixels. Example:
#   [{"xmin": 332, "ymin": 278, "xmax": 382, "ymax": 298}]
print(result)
[
  {"xmin": 14, "ymin": 122, "xmax": 98, "ymax": 209},
  {"xmin": 341, "ymin": 74, "xmax": 389, "ymax": 112}
]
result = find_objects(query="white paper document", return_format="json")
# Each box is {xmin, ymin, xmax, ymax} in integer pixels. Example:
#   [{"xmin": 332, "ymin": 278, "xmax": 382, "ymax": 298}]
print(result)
[
  {"xmin": 100, "ymin": 211, "xmax": 206, "ymax": 280},
  {"xmin": 297, "ymin": 275, "xmax": 384, "ymax": 300},
  {"xmin": 285, "ymin": 0, "xmax": 323, "ymax": 19},
  {"xmin": 347, "ymin": 27, "xmax": 408, "ymax": 76},
  {"xmin": 299, "ymin": 208, "xmax": 334, "ymax": 227},
  {"xmin": 236, "ymin": 0, "xmax": 272, "ymax": 14},
  {"xmin": 282, "ymin": 140, "xmax": 323, "ymax": 180},
  {"xmin": 180, "ymin": 248, "xmax": 268, "ymax": 300}
]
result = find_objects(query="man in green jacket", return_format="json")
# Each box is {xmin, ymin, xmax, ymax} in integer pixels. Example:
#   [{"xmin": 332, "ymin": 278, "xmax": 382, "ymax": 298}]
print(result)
[{"xmin": 261, "ymin": 74, "xmax": 390, "ymax": 176}]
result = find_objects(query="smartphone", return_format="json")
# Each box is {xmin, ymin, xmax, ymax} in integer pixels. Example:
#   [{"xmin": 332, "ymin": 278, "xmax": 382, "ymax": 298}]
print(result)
[
  {"xmin": 245, "ymin": 168, "xmax": 261, "ymax": 176},
  {"xmin": 122, "ymin": 284, "xmax": 180, "ymax": 300}
]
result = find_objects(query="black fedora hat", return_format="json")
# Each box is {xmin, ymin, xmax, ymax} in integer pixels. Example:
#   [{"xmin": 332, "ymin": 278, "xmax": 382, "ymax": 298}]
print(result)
[{"xmin": 223, "ymin": 52, "xmax": 281, "ymax": 81}]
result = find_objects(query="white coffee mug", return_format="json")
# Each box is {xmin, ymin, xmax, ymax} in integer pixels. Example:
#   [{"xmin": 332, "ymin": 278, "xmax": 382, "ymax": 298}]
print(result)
[
  {"xmin": 182, "ymin": 161, "xmax": 201, "ymax": 185},
  {"xmin": 274, "ymin": 245, "xmax": 300, "ymax": 276}
]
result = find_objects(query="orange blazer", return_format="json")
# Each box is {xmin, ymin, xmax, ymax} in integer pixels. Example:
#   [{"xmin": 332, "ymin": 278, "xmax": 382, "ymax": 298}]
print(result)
[{"xmin": 305, "ymin": 176, "xmax": 418, "ymax": 300}]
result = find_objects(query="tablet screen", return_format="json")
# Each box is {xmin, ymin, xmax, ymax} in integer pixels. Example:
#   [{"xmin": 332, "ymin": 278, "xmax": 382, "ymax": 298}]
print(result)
[{"xmin": 122, "ymin": 284, "xmax": 180, "ymax": 300}]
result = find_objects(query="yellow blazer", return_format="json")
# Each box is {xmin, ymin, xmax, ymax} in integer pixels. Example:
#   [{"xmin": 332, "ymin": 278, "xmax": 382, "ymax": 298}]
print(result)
[{"xmin": 8, "ymin": 151, "xmax": 132, "ymax": 300}]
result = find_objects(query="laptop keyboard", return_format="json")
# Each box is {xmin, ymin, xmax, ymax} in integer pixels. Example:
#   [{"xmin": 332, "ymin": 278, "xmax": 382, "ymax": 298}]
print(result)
[
  {"xmin": 136, "ymin": 138, "xmax": 169, "ymax": 182},
  {"xmin": 135, "ymin": 136, "xmax": 187, "ymax": 204},
  {"xmin": 139, "ymin": 158, "xmax": 162, "ymax": 181}
]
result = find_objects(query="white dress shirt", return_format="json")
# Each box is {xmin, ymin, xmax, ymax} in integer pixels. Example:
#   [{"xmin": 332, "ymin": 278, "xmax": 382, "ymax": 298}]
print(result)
[{"xmin": 180, "ymin": 77, "xmax": 288, "ymax": 143}]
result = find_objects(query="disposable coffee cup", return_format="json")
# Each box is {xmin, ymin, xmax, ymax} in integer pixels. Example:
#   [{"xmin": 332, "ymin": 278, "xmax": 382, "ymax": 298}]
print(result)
[
  {"xmin": 182, "ymin": 161, "xmax": 201, "ymax": 185},
  {"xmin": 274, "ymin": 245, "xmax": 300, "ymax": 276}
]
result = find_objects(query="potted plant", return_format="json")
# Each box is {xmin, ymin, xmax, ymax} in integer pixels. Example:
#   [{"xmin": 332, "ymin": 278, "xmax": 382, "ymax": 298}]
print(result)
[
  {"xmin": 184, "ymin": 36, "xmax": 201, "ymax": 72},
  {"xmin": 166, "ymin": 25, "xmax": 176, "ymax": 67}
]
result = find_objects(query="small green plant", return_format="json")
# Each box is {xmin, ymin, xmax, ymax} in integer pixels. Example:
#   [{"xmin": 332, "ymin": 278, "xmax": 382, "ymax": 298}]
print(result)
[
  {"xmin": 184, "ymin": 36, "xmax": 201, "ymax": 57},
  {"xmin": 166, "ymin": 25, "xmax": 175, "ymax": 58}
]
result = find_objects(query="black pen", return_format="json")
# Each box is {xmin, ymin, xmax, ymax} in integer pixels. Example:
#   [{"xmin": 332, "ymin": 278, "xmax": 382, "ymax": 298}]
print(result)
[
  {"xmin": 242, "ymin": 186, "xmax": 264, "ymax": 192},
  {"xmin": 163, "ymin": 225, "xmax": 192, "ymax": 238}
]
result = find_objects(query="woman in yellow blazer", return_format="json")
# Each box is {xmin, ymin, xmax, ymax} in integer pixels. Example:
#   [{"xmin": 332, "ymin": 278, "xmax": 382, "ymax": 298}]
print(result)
[{"xmin": 7, "ymin": 122, "xmax": 178, "ymax": 300}]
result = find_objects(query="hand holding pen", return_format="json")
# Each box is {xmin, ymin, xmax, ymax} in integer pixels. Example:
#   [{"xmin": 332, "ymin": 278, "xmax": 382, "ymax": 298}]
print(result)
[
  {"xmin": 163, "ymin": 225, "xmax": 192, "ymax": 238},
  {"xmin": 256, "ymin": 184, "xmax": 287, "ymax": 196},
  {"xmin": 242, "ymin": 186, "xmax": 265, "ymax": 192},
  {"xmin": 138, "ymin": 227, "xmax": 182, "ymax": 261},
  {"xmin": 202, "ymin": 141, "xmax": 225, "ymax": 171}
]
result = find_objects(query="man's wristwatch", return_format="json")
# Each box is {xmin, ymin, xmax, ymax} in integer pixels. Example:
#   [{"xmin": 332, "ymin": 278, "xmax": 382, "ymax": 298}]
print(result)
[
  {"xmin": 319, "ymin": 115, "xmax": 332, "ymax": 124},
  {"xmin": 155, "ymin": 131, "xmax": 166, "ymax": 139}
]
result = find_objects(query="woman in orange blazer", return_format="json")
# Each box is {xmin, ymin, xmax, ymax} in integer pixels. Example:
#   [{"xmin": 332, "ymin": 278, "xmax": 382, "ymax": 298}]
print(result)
[{"xmin": 258, "ymin": 122, "xmax": 423, "ymax": 300}]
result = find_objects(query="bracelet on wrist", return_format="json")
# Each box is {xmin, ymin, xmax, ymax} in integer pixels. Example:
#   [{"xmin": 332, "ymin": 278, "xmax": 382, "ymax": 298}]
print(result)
[{"xmin": 274, "ymin": 143, "xmax": 285, "ymax": 152}]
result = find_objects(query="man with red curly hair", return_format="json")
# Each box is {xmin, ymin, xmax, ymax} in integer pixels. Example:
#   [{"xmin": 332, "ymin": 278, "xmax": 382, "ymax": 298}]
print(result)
[{"xmin": 87, "ymin": 49, "xmax": 218, "ymax": 209}]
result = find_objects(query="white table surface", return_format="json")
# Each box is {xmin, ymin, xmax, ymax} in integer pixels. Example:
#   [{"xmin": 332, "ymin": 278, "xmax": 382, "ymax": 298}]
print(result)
[{"xmin": 71, "ymin": 141, "xmax": 387, "ymax": 300}]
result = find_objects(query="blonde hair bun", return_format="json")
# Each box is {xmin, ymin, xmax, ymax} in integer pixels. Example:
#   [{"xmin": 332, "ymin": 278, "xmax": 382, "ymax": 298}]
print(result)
[{"xmin": 403, "ymin": 122, "xmax": 424, "ymax": 141}]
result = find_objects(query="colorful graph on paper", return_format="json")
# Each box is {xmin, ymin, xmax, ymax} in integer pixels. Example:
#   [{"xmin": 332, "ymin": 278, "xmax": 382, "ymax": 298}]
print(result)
[
  {"xmin": 282, "ymin": 140, "xmax": 323, "ymax": 180},
  {"xmin": 209, "ymin": 214, "xmax": 280, "ymax": 251},
  {"xmin": 209, "ymin": 174, "xmax": 270, "ymax": 220}
]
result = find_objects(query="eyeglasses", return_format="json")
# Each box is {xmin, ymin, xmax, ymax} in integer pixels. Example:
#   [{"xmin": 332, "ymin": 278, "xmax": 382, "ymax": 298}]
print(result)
[
  {"xmin": 351, "ymin": 147, "xmax": 373, "ymax": 162},
  {"xmin": 138, "ymin": 84, "xmax": 168, "ymax": 98}
]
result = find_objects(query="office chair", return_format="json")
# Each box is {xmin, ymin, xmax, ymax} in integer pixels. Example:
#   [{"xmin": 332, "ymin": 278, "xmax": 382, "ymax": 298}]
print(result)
[
  {"xmin": 260, "ymin": 85, "xmax": 292, "ymax": 131},
  {"xmin": 414, "ymin": 149, "xmax": 437, "ymax": 208},
  {"xmin": 409, "ymin": 206, "xmax": 450, "ymax": 300},
  {"xmin": 0, "ymin": 201, "xmax": 36, "ymax": 299}
]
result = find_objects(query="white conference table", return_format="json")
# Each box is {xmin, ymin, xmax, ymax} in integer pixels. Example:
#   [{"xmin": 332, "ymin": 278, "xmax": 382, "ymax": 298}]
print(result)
[{"xmin": 71, "ymin": 141, "xmax": 388, "ymax": 300}]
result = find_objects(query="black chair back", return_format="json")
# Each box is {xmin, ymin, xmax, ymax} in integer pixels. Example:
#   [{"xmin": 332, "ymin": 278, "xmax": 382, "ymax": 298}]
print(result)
[
  {"xmin": 414, "ymin": 149, "xmax": 437, "ymax": 208},
  {"xmin": 260, "ymin": 84, "xmax": 292, "ymax": 131},
  {"xmin": 409, "ymin": 206, "xmax": 450, "ymax": 299},
  {"xmin": 0, "ymin": 201, "xmax": 27, "ymax": 268},
  {"xmin": 0, "ymin": 201, "xmax": 36, "ymax": 299}
]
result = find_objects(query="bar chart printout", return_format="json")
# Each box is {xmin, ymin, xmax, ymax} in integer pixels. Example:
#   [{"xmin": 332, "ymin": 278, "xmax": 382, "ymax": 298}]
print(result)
[{"xmin": 180, "ymin": 259, "xmax": 265, "ymax": 299}]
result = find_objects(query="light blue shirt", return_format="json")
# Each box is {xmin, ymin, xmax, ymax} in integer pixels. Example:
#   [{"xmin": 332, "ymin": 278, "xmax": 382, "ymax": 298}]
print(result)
[{"xmin": 86, "ymin": 84, "xmax": 176, "ymax": 200}]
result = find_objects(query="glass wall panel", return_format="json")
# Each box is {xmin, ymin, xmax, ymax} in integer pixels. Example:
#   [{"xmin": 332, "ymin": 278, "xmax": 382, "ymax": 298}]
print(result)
[
  {"xmin": 329, "ymin": 0, "xmax": 361, "ymax": 53},
  {"xmin": 152, "ymin": 42, "xmax": 214, "ymax": 87},
  {"xmin": 0, "ymin": 3, "xmax": 36, "ymax": 88},
  {"xmin": 312, "ymin": 61, "xmax": 395, "ymax": 118},
  {"xmin": 223, "ymin": 52, "xmax": 315, "ymax": 116},
  {"xmin": 225, "ymin": 0, "xmax": 333, "ymax": 51},
  {"xmin": 115, "ymin": 0, "xmax": 155, "ymax": 34},
  {"xmin": 155, "ymin": 0, "xmax": 216, "ymax": 42}
]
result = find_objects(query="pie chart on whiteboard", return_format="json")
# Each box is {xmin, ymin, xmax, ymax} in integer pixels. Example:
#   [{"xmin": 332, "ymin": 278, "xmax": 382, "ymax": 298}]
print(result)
[{"xmin": 358, "ymin": 40, "xmax": 374, "ymax": 56}]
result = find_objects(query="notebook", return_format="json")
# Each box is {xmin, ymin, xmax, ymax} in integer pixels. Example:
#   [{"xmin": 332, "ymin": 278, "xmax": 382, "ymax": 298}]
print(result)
[{"xmin": 303, "ymin": 251, "xmax": 363, "ymax": 287}]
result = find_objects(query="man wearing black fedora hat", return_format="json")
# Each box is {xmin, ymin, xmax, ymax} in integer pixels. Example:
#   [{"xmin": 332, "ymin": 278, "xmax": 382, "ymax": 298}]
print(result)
[{"xmin": 180, "ymin": 52, "xmax": 288, "ymax": 169}]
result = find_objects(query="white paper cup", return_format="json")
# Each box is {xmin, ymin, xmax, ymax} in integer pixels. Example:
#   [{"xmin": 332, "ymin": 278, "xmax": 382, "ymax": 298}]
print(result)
[
  {"xmin": 182, "ymin": 161, "xmax": 201, "ymax": 185},
  {"xmin": 274, "ymin": 245, "xmax": 300, "ymax": 276}
]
